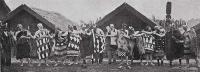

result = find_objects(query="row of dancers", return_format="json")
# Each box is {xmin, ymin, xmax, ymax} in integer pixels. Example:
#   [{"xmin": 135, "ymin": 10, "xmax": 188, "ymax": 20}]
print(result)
[{"xmin": 1, "ymin": 22, "xmax": 198, "ymax": 69}]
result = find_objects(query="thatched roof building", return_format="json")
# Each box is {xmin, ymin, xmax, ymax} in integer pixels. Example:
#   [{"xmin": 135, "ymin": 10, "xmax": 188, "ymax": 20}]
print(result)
[
  {"xmin": 192, "ymin": 23, "xmax": 200, "ymax": 34},
  {"xmin": 3, "ymin": 4, "xmax": 75, "ymax": 33},
  {"xmin": 0, "ymin": 0, "xmax": 10, "ymax": 20},
  {"xmin": 96, "ymin": 3, "xmax": 156, "ymax": 31}
]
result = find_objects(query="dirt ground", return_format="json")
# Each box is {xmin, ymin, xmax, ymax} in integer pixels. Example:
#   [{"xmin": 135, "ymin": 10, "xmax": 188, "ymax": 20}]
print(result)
[{"xmin": 2, "ymin": 59, "xmax": 200, "ymax": 72}]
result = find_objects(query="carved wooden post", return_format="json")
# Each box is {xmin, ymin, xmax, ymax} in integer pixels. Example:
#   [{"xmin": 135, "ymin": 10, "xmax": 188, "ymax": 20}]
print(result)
[{"xmin": 166, "ymin": 1, "xmax": 172, "ymax": 31}]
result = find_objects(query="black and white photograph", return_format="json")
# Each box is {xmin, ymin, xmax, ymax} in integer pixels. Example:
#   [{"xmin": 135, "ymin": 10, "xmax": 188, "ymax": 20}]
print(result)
[{"xmin": 1, "ymin": 0, "xmax": 200, "ymax": 72}]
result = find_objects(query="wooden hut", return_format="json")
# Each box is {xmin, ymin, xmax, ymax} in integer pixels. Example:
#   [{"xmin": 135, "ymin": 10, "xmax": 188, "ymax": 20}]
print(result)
[
  {"xmin": 3, "ymin": 4, "xmax": 75, "ymax": 34},
  {"xmin": 0, "ymin": 0, "xmax": 10, "ymax": 20},
  {"xmin": 96, "ymin": 3, "xmax": 156, "ymax": 31}
]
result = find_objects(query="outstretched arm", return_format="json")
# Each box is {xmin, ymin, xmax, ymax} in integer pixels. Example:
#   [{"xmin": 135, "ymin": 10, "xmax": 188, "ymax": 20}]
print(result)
[{"xmin": 134, "ymin": 32, "xmax": 144, "ymax": 37}]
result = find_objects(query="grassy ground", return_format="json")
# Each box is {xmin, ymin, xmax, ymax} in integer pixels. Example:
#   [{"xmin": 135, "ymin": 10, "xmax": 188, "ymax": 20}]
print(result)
[{"xmin": 2, "ymin": 59, "xmax": 200, "ymax": 72}]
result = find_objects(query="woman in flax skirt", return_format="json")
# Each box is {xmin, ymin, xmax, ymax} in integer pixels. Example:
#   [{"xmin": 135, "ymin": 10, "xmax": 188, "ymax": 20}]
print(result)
[
  {"xmin": 153, "ymin": 26, "xmax": 166, "ymax": 66},
  {"xmin": 188, "ymin": 28, "xmax": 199, "ymax": 67},
  {"xmin": 67, "ymin": 26, "xmax": 82, "ymax": 65},
  {"xmin": 34, "ymin": 23, "xmax": 52, "ymax": 66},
  {"xmin": 117, "ymin": 24, "xmax": 131, "ymax": 69},
  {"xmin": 137, "ymin": 32, "xmax": 146, "ymax": 65},
  {"xmin": 128, "ymin": 26, "xmax": 145, "ymax": 65},
  {"xmin": 53, "ymin": 29, "xmax": 69, "ymax": 66},
  {"xmin": 79, "ymin": 24, "xmax": 94, "ymax": 68},
  {"xmin": 15, "ymin": 24, "xmax": 32, "ymax": 66},
  {"xmin": 182, "ymin": 25, "xmax": 193, "ymax": 68}
]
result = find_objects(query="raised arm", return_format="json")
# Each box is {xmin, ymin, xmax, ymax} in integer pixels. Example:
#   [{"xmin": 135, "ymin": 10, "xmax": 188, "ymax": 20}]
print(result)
[
  {"xmin": 33, "ymin": 30, "xmax": 40, "ymax": 39},
  {"xmin": 155, "ymin": 29, "xmax": 166, "ymax": 37}
]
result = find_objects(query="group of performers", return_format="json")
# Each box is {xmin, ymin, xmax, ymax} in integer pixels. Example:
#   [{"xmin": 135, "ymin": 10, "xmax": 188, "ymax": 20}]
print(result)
[{"xmin": 0, "ymin": 22, "xmax": 199, "ymax": 69}]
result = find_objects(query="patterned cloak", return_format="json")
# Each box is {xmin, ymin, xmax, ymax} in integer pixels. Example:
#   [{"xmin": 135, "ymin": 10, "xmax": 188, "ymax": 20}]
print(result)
[
  {"xmin": 117, "ymin": 29, "xmax": 128, "ymax": 57},
  {"xmin": 52, "ymin": 31, "xmax": 69, "ymax": 60},
  {"xmin": 67, "ymin": 31, "xmax": 81, "ymax": 56},
  {"xmin": 183, "ymin": 31, "xmax": 192, "ymax": 56},
  {"xmin": 127, "ymin": 30, "xmax": 137, "ymax": 57},
  {"xmin": 188, "ymin": 29, "xmax": 198, "ymax": 57},
  {"xmin": 92, "ymin": 29, "xmax": 105, "ymax": 54},
  {"xmin": 136, "ymin": 35, "xmax": 145, "ymax": 55},
  {"xmin": 34, "ymin": 29, "xmax": 52, "ymax": 59},
  {"xmin": 142, "ymin": 33, "xmax": 155, "ymax": 53},
  {"xmin": 154, "ymin": 30, "xmax": 166, "ymax": 58}
]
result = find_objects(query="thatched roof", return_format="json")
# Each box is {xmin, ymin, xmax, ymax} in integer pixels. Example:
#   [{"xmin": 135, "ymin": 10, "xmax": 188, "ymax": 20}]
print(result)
[
  {"xmin": 31, "ymin": 7, "xmax": 76, "ymax": 31},
  {"xmin": 96, "ymin": 3, "xmax": 156, "ymax": 30},
  {"xmin": 0, "ymin": 0, "xmax": 10, "ymax": 20},
  {"xmin": 192, "ymin": 23, "xmax": 200, "ymax": 32},
  {"xmin": 3, "ymin": 4, "xmax": 75, "ymax": 31}
]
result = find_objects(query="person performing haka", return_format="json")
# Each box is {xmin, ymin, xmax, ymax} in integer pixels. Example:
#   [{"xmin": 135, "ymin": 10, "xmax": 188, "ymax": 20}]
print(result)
[
  {"xmin": 117, "ymin": 24, "xmax": 131, "ymax": 69},
  {"xmin": 127, "ymin": 26, "xmax": 138, "ymax": 65},
  {"xmin": 1, "ymin": 23, "xmax": 15, "ymax": 66},
  {"xmin": 105, "ymin": 26, "xmax": 111, "ymax": 63},
  {"xmin": 53, "ymin": 28, "xmax": 69, "ymax": 66},
  {"xmin": 107, "ymin": 24, "xmax": 118, "ymax": 64},
  {"xmin": 34, "ymin": 23, "xmax": 52, "ymax": 66},
  {"xmin": 142, "ymin": 26, "xmax": 155, "ymax": 66},
  {"xmin": 132, "ymin": 29, "xmax": 146, "ymax": 65},
  {"xmin": 79, "ymin": 24, "xmax": 94, "ymax": 68},
  {"xmin": 67, "ymin": 26, "xmax": 82, "ymax": 65},
  {"xmin": 91, "ymin": 24, "xmax": 105, "ymax": 64},
  {"xmin": 153, "ymin": 26, "xmax": 166, "ymax": 66},
  {"xmin": 15, "ymin": 24, "xmax": 32, "ymax": 66}
]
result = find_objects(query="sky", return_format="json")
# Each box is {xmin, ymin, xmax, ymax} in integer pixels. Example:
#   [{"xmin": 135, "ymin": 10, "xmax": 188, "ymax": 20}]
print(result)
[{"xmin": 5, "ymin": 0, "xmax": 200, "ymax": 24}]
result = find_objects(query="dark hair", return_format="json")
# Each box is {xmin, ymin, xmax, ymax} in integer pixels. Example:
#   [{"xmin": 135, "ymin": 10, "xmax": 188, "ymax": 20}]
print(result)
[
  {"xmin": 183, "ymin": 26, "xmax": 187, "ymax": 31},
  {"xmin": 145, "ymin": 26, "xmax": 152, "ymax": 31},
  {"xmin": 122, "ymin": 23, "xmax": 127, "ymax": 29},
  {"xmin": 73, "ymin": 26, "xmax": 77, "ymax": 30}
]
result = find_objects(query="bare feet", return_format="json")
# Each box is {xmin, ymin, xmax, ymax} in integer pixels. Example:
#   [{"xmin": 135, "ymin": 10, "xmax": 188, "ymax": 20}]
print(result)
[
  {"xmin": 37, "ymin": 63, "xmax": 41, "ymax": 67},
  {"xmin": 20, "ymin": 63, "xmax": 24, "ymax": 66},
  {"xmin": 68, "ymin": 62, "xmax": 73, "ymax": 66},
  {"xmin": 54, "ymin": 63, "xmax": 58, "ymax": 66},
  {"xmin": 145, "ymin": 63, "xmax": 149, "ymax": 66},
  {"xmin": 63, "ymin": 63, "xmax": 66, "ymax": 65},
  {"xmin": 118, "ymin": 66, "xmax": 123, "ymax": 69},
  {"xmin": 127, "ymin": 66, "xmax": 132, "ymax": 69},
  {"xmin": 197, "ymin": 64, "xmax": 200, "ymax": 68},
  {"xmin": 28, "ymin": 64, "xmax": 33, "ymax": 67},
  {"xmin": 150, "ymin": 63, "xmax": 155, "ymax": 66},
  {"xmin": 46, "ymin": 64, "xmax": 49, "ymax": 66},
  {"xmin": 140, "ymin": 63, "xmax": 144, "ymax": 65}
]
